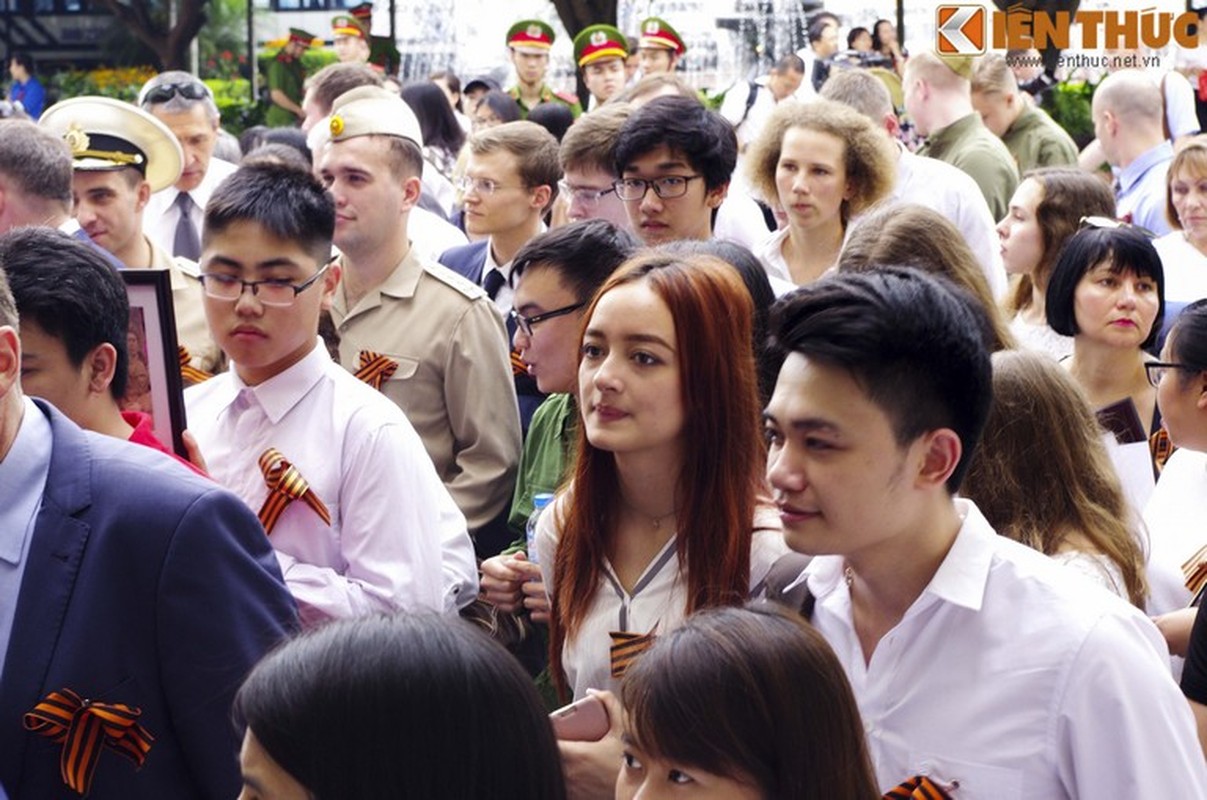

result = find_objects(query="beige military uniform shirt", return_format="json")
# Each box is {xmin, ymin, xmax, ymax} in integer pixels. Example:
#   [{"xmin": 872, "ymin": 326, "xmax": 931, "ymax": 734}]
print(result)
[
  {"xmin": 147, "ymin": 237, "xmax": 224, "ymax": 377},
  {"xmin": 330, "ymin": 248, "xmax": 521, "ymax": 534}
]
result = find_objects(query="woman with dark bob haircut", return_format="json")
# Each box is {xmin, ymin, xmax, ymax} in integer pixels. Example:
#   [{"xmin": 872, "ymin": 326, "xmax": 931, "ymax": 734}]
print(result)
[
  {"xmin": 618, "ymin": 604, "xmax": 880, "ymax": 800},
  {"xmin": 233, "ymin": 613, "xmax": 567, "ymax": 800},
  {"xmin": 1046, "ymin": 224, "xmax": 1165, "ymax": 437}
]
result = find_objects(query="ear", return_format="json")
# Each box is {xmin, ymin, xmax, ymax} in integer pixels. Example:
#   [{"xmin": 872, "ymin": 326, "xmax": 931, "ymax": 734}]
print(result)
[
  {"xmin": 136, "ymin": 180, "xmax": 151, "ymax": 212},
  {"xmin": 883, "ymin": 112, "xmax": 901, "ymax": 139},
  {"xmin": 913, "ymin": 428, "xmax": 962, "ymax": 490},
  {"xmin": 705, "ymin": 180, "xmax": 729, "ymax": 210},
  {"xmin": 85, "ymin": 343, "xmax": 119, "ymax": 396},
  {"xmin": 530, "ymin": 183, "xmax": 552, "ymax": 212},
  {"xmin": 1196, "ymin": 371, "xmax": 1207, "ymax": 410},
  {"xmin": 0, "ymin": 326, "xmax": 20, "ymax": 401},
  {"xmin": 400, "ymin": 175, "xmax": 423, "ymax": 213},
  {"xmin": 319, "ymin": 260, "xmax": 342, "ymax": 312}
]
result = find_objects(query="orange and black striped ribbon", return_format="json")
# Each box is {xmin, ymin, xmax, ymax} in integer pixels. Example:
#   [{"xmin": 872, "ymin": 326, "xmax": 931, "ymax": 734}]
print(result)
[
  {"xmin": 23, "ymin": 688, "xmax": 154, "ymax": 796},
  {"xmin": 1183, "ymin": 545, "xmax": 1207, "ymax": 598},
  {"xmin": 257, "ymin": 447, "xmax": 331, "ymax": 534},
  {"xmin": 609, "ymin": 630, "xmax": 657, "ymax": 679},
  {"xmin": 354, "ymin": 350, "xmax": 398, "ymax": 391},
  {"xmin": 883, "ymin": 775, "xmax": 955, "ymax": 799},
  {"xmin": 511, "ymin": 348, "xmax": 527, "ymax": 377},
  {"xmin": 178, "ymin": 346, "xmax": 213, "ymax": 385},
  {"xmin": 1150, "ymin": 427, "xmax": 1175, "ymax": 475}
]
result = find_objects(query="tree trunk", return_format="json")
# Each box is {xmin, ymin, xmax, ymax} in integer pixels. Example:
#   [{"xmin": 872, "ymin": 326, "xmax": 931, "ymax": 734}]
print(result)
[{"xmin": 95, "ymin": 0, "xmax": 210, "ymax": 70}]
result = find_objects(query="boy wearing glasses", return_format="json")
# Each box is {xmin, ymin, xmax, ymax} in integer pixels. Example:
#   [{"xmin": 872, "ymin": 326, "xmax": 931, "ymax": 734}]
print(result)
[
  {"xmin": 612, "ymin": 94, "xmax": 736, "ymax": 245},
  {"xmin": 185, "ymin": 159, "xmax": 478, "ymax": 624},
  {"xmin": 557, "ymin": 101, "xmax": 632, "ymax": 228}
]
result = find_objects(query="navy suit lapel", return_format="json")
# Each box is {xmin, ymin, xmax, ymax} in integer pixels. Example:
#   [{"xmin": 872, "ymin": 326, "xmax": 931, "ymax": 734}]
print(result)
[{"xmin": 0, "ymin": 403, "xmax": 93, "ymax": 792}]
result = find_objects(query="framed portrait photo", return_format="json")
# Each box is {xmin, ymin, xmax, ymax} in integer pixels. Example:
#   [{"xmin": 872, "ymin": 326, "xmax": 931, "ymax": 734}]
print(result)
[{"xmin": 120, "ymin": 270, "xmax": 188, "ymax": 458}]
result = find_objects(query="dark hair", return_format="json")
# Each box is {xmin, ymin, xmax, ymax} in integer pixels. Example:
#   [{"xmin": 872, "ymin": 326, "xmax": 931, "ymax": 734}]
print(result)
[
  {"xmin": 770, "ymin": 267, "xmax": 993, "ymax": 492},
  {"xmin": 204, "ymin": 161, "xmax": 335, "ymax": 266},
  {"xmin": 847, "ymin": 27, "xmax": 870, "ymax": 48},
  {"xmin": 429, "ymin": 70, "xmax": 463, "ymax": 112},
  {"xmin": 243, "ymin": 142, "xmax": 312, "ymax": 171},
  {"xmin": 0, "ymin": 119, "xmax": 73, "ymax": 210},
  {"xmin": 614, "ymin": 95, "xmax": 737, "ymax": 193},
  {"xmin": 238, "ymin": 125, "xmax": 269, "ymax": 156},
  {"xmin": 1044, "ymin": 227, "xmax": 1165, "ymax": 349},
  {"xmin": 660, "ymin": 239, "xmax": 778, "ymax": 406},
  {"xmin": 871, "ymin": 19, "xmax": 894, "ymax": 51},
  {"xmin": 526, "ymin": 102, "xmax": 575, "ymax": 143},
  {"xmin": 772, "ymin": 54, "xmax": 805, "ymax": 74},
  {"xmin": 9, "ymin": 51, "xmax": 35, "ymax": 73},
  {"xmin": 807, "ymin": 16, "xmax": 838, "ymax": 44},
  {"xmin": 510, "ymin": 219, "xmax": 638, "ymax": 302},
  {"xmin": 474, "ymin": 90, "xmax": 522, "ymax": 125},
  {"xmin": 401, "ymin": 81, "xmax": 466, "ymax": 154},
  {"xmin": 621, "ymin": 605, "xmax": 879, "ymax": 800},
  {"xmin": 257, "ymin": 127, "xmax": 312, "ymax": 165},
  {"xmin": 1170, "ymin": 299, "xmax": 1207, "ymax": 384},
  {"xmin": 234, "ymin": 613, "xmax": 567, "ymax": 800},
  {"xmin": 0, "ymin": 228, "xmax": 129, "ymax": 398}
]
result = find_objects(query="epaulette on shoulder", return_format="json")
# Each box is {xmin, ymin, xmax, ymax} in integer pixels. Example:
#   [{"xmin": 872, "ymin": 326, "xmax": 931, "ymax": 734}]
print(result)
[
  {"xmin": 174, "ymin": 256, "xmax": 201, "ymax": 279},
  {"xmin": 424, "ymin": 261, "xmax": 488, "ymax": 300}
]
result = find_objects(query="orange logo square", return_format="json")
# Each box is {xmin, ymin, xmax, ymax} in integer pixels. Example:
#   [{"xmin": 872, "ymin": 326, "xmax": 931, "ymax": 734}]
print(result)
[{"xmin": 936, "ymin": 5, "xmax": 987, "ymax": 55}]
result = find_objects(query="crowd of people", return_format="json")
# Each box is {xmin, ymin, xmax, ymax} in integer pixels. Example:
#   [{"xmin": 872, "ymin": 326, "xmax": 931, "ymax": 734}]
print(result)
[{"xmin": 4, "ymin": 7, "xmax": 1207, "ymax": 799}]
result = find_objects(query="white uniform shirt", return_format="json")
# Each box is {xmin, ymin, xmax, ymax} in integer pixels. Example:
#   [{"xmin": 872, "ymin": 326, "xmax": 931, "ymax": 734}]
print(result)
[
  {"xmin": 186, "ymin": 341, "xmax": 478, "ymax": 623},
  {"xmin": 537, "ymin": 497, "xmax": 788, "ymax": 700},
  {"xmin": 895, "ymin": 146, "xmax": 1008, "ymax": 300},
  {"xmin": 1008, "ymin": 313, "xmax": 1073, "ymax": 361},
  {"xmin": 792, "ymin": 499, "xmax": 1207, "ymax": 798},
  {"xmin": 142, "ymin": 157, "xmax": 239, "ymax": 255},
  {"xmin": 1144, "ymin": 447, "xmax": 1207, "ymax": 614},
  {"xmin": 1154, "ymin": 231, "xmax": 1207, "ymax": 305}
]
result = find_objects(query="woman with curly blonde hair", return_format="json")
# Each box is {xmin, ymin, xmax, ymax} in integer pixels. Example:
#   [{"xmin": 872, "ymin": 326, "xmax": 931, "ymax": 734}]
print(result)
[{"xmin": 745, "ymin": 97, "xmax": 895, "ymax": 286}]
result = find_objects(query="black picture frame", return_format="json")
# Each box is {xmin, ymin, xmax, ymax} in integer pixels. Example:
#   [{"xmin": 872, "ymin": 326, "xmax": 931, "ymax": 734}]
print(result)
[{"xmin": 119, "ymin": 270, "xmax": 188, "ymax": 458}]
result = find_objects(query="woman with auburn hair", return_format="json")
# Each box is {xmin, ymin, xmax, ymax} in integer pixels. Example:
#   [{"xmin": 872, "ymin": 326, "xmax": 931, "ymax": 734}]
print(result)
[
  {"xmin": 839, "ymin": 203, "xmax": 1016, "ymax": 352},
  {"xmin": 744, "ymin": 97, "xmax": 895, "ymax": 287},
  {"xmin": 998, "ymin": 167, "xmax": 1116, "ymax": 359},
  {"xmin": 536, "ymin": 252, "xmax": 786, "ymax": 703},
  {"xmin": 962, "ymin": 350, "xmax": 1148, "ymax": 606},
  {"xmin": 617, "ymin": 604, "xmax": 879, "ymax": 800},
  {"xmin": 1154, "ymin": 139, "xmax": 1207, "ymax": 307}
]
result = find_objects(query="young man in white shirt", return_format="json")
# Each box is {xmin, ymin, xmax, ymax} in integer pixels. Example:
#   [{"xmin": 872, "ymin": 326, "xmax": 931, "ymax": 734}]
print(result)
[
  {"xmin": 762, "ymin": 267, "xmax": 1207, "ymax": 797},
  {"xmin": 185, "ymin": 160, "xmax": 477, "ymax": 625}
]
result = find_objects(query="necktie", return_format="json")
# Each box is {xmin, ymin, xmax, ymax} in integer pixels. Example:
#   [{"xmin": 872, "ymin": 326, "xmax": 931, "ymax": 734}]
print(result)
[
  {"xmin": 173, "ymin": 192, "xmax": 202, "ymax": 261},
  {"xmin": 257, "ymin": 447, "xmax": 331, "ymax": 534},
  {"xmin": 483, "ymin": 268, "xmax": 505, "ymax": 300},
  {"xmin": 355, "ymin": 350, "xmax": 399, "ymax": 391},
  {"xmin": 24, "ymin": 688, "xmax": 154, "ymax": 796}
]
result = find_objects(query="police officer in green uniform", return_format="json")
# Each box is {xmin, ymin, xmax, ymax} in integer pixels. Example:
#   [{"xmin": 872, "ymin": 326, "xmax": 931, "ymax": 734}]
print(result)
[
  {"xmin": 573, "ymin": 24, "xmax": 629, "ymax": 110},
  {"xmin": 350, "ymin": 3, "xmax": 401, "ymax": 76},
  {"xmin": 505, "ymin": 19, "xmax": 581, "ymax": 120},
  {"xmin": 637, "ymin": 16, "xmax": 687, "ymax": 76},
  {"xmin": 266, "ymin": 28, "xmax": 313, "ymax": 128}
]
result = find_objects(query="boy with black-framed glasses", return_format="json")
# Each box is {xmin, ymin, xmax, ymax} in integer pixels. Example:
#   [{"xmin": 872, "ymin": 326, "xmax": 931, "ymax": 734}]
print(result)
[{"xmin": 185, "ymin": 159, "xmax": 478, "ymax": 625}]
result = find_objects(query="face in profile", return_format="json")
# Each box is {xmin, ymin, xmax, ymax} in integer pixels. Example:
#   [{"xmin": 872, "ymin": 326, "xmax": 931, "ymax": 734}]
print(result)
[
  {"xmin": 578, "ymin": 280, "xmax": 684, "ymax": 457},
  {"xmin": 774, "ymin": 126, "xmax": 850, "ymax": 232},
  {"xmin": 764, "ymin": 352, "xmax": 923, "ymax": 560},
  {"xmin": 996, "ymin": 178, "xmax": 1045, "ymax": 278},
  {"xmin": 512, "ymin": 264, "xmax": 584, "ymax": 394},
  {"xmin": 237, "ymin": 730, "xmax": 309, "ymax": 800},
  {"xmin": 1155, "ymin": 332, "xmax": 1206, "ymax": 451},
  {"xmin": 17, "ymin": 320, "xmax": 94, "ymax": 426}
]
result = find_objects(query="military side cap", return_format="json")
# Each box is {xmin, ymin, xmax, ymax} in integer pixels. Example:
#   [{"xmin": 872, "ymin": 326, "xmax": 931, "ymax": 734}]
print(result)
[
  {"xmin": 289, "ymin": 28, "xmax": 317, "ymax": 46},
  {"xmin": 350, "ymin": 2, "xmax": 373, "ymax": 21},
  {"xmin": 574, "ymin": 25, "xmax": 628, "ymax": 68},
  {"xmin": 638, "ymin": 17, "xmax": 686, "ymax": 55},
  {"xmin": 332, "ymin": 14, "xmax": 367, "ymax": 39},
  {"xmin": 328, "ymin": 85, "xmax": 423, "ymax": 148},
  {"xmin": 937, "ymin": 52, "xmax": 974, "ymax": 82},
  {"xmin": 40, "ymin": 96, "xmax": 183, "ymax": 193},
  {"xmin": 507, "ymin": 19, "xmax": 555, "ymax": 53}
]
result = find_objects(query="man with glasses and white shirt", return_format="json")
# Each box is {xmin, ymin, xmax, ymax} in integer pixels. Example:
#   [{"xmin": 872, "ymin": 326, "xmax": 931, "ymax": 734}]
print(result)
[
  {"xmin": 138, "ymin": 71, "xmax": 238, "ymax": 261},
  {"xmin": 556, "ymin": 103, "xmax": 633, "ymax": 229}
]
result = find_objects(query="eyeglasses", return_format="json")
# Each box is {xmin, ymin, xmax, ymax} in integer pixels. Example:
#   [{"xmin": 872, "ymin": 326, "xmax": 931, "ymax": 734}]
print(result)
[
  {"xmin": 509, "ymin": 302, "xmax": 586, "ymax": 336},
  {"xmin": 1079, "ymin": 216, "xmax": 1156, "ymax": 239},
  {"xmin": 458, "ymin": 176, "xmax": 519, "ymax": 196},
  {"xmin": 613, "ymin": 175, "xmax": 702, "ymax": 201},
  {"xmin": 558, "ymin": 180, "xmax": 616, "ymax": 206},
  {"xmin": 199, "ymin": 263, "xmax": 329, "ymax": 307},
  {"xmin": 1145, "ymin": 361, "xmax": 1190, "ymax": 387},
  {"xmin": 142, "ymin": 81, "xmax": 211, "ymax": 105}
]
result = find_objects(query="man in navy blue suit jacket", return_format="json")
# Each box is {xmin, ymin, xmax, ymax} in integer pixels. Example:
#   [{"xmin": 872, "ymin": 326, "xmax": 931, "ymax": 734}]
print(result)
[{"xmin": 0, "ymin": 266, "xmax": 298, "ymax": 798}]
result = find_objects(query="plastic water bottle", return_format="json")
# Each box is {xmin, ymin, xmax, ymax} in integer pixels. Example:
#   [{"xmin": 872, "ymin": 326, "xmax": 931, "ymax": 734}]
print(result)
[{"xmin": 527, "ymin": 493, "xmax": 554, "ymax": 566}]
